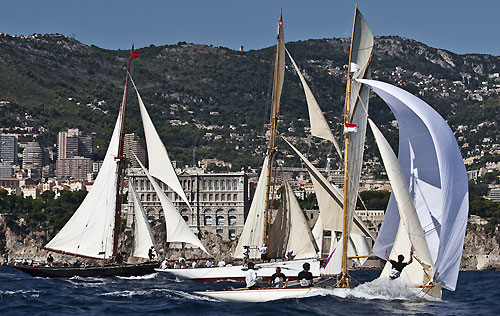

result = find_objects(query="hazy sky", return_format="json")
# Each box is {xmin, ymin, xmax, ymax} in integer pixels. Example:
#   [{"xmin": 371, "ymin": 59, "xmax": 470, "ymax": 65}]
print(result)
[{"xmin": 1, "ymin": 0, "xmax": 499, "ymax": 55}]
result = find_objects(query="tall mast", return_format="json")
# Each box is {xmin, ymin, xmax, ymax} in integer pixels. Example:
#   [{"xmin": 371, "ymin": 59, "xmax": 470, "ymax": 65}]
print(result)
[
  {"xmin": 264, "ymin": 11, "xmax": 285, "ymax": 245},
  {"xmin": 112, "ymin": 47, "xmax": 138, "ymax": 257},
  {"xmin": 340, "ymin": 6, "xmax": 358, "ymax": 288}
]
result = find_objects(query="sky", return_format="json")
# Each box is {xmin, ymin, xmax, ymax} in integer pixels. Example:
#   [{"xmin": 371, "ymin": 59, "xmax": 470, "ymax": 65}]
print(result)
[{"xmin": 1, "ymin": 0, "xmax": 499, "ymax": 55}]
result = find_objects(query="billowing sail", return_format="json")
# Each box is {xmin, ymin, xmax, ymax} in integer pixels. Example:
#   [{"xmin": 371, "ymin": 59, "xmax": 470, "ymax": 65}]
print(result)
[
  {"xmin": 135, "ymin": 88, "xmax": 192, "ymax": 211},
  {"xmin": 343, "ymin": 7, "xmax": 373, "ymax": 251},
  {"xmin": 45, "ymin": 112, "xmax": 122, "ymax": 259},
  {"xmin": 286, "ymin": 48, "xmax": 342, "ymax": 158},
  {"xmin": 268, "ymin": 179, "xmax": 318, "ymax": 259},
  {"xmin": 368, "ymin": 118, "xmax": 435, "ymax": 285},
  {"xmin": 360, "ymin": 79, "xmax": 469, "ymax": 291},
  {"xmin": 234, "ymin": 157, "xmax": 269, "ymax": 259},
  {"xmin": 130, "ymin": 185, "xmax": 156, "ymax": 259},
  {"xmin": 133, "ymin": 154, "xmax": 209, "ymax": 254}
]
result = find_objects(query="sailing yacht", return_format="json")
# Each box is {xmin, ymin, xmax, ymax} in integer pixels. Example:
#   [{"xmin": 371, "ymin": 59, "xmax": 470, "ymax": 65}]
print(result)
[
  {"xmin": 15, "ymin": 52, "xmax": 159, "ymax": 278},
  {"xmin": 157, "ymin": 11, "xmax": 321, "ymax": 282}
]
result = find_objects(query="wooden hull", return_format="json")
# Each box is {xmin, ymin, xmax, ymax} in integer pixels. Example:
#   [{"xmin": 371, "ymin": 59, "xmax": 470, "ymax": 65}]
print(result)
[
  {"xmin": 13, "ymin": 262, "xmax": 158, "ymax": 278},
  {"xmin": 194, "ymin": 287, "xmax": 350, "ymax": 302},
  {"xmin": 155, "ymin": 259, "xmax": 320, "ymax": 282}
]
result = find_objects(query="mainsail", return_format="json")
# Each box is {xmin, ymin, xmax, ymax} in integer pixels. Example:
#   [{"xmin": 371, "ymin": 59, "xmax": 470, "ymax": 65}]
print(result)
[
  {"xmin": 234, "ymin": 157, "xmax": 269, "ymax": 259},
  {"xmin": 341, "ymin": 7, "xmax": 373, "ymax": 285},
  {"xmin": 133, "ymin": 154, "xmax": 209, "ymax": 255},
  {"xmin": 368, "ymin": 118, "xmax": 434, "ymax": 286},
  {"xmin": 130, "ymin": 185, "xmax": 156, "ymax": 259},
  {"xmin": 45, "ymin": 113, "xmax": 122, "ymax": 259},
  {"xmin": 360, "ymin": 79, "xmax": 469, "ymax": 291}
]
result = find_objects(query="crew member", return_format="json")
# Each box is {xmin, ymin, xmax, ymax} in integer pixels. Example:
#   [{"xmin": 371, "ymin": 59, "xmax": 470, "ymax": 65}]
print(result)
[
  {"xmin": 385, "ymin": 248, "xmax": 413, "ymax": 280},
  {"xmin": 245, "ymin": 262, "xmax": 260, "ymax": 289},
  {"xmin": 298, "ymin": 262, "xmax": 313, "ymax": 287},
  {"xmin": 270, "ymin": 267, "xmax": 287, "ymax": 288}
]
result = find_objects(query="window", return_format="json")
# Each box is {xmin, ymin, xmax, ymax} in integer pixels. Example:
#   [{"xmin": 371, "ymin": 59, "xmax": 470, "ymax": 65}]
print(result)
[
  {"xmin": 204, "ymin": 215, "xmax": 212, "ymax": 225},
  {"xmin": 209, "ymin": 194, "xmax": 213, "ymax": 201},
  {"xmin": 232, "ymin": 180, "xmax": 237, "ymax": 190},
  {"xmin": 146, "ymin": 194, "xmax": 151, "ymax": 201},
  {"xmin": 215, "ymin": 180, "xmax": 219, "ymax": 190},
  {"xmin": 203, "ymin": 180, "xmax": 207, "ymax": 190},
  {"xmin": 229, "ymin": 229, "xmax": 236, "ymax": 240},
  {"xmin": 221, "ymin": 180, "xmax": 225, "ymax": 190},
  {"xmin": 182, "ymin": 216, "xmax": 189, "ymax": 222},
  {"xmin": 203, "ymin": 194, "xmax": 207, "ymax": 201},
  {"xmin": 310, "ymin": 213, "xmax": 314, "ymax": 219},
  {"xmin": 233, "ymin": 193, "xmax": 237, "ymax": 201},
  {"xmin": 209, "ymin": 180, "xmax": 213, "ymax": 190},
  {"xmin": 221, "ymin": 194, "xmax": 225, "ymax": 201},
  {"xmin": 215, "ymin": 194, "xmax": 219, "ymax": 201},
  {"xmin": 216, "ymin": 229, "xmax": 223, "ymax": 235},
  {"xmin": 227, "ymin": 194, "xmax": 231, "ymax": 201},
  {"xmin": 229, "ymin": 216, "xmax": 236, "ymax": 226},
  {"xmin": 216, "ymin": 215, "xmax": 225, "ymax": 226},
  {"xmin": 226, "ymin": 180, "xmax": 231, "ymax": 190}
]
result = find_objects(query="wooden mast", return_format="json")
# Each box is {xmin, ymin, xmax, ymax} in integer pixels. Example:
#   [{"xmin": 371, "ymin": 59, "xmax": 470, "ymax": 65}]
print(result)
[
  {"xmin": 112, "ymin": 47, "xmax": 136, "ymax": 257},
  {"xmin": 264, "ymin": 11, "xmax": 284, "ymax": 246},
  {"xmin": 339, "ymin": 6, "xmax": 358, "ymax": 288}
]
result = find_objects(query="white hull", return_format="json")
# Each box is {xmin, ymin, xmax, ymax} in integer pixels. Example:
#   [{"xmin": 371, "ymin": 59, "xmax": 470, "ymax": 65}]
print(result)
[
  {"xmin": 194, "ymin": 287, "xmax": 351, "ymax": 303},
  {"xmin": 155, "ymin": 259, "xmax": 320, "ymax": 282}
]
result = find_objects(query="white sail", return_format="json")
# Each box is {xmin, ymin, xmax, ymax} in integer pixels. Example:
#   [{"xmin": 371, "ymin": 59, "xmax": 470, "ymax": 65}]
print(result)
[
  {"xmin": 285, "ymin": 48, "xmax": 342, "ymax": 158},
  {"xmin": 344, "ymin": 7, "xmax": 373, "ymax": 246},
  {"xmin": 45, "ymin": 113, "xmax": 122, "ymax": 259},
  {"xmin": 133, "ymin": 153, "xmax": 209, "ymax": 254},
  {"xmin": 234, "ymin": 157, "xmax": 269, "ymax": 259},
  {"xmin": 360, "ymin": 79, "xmax": 469, "ymax": 291},
  {"xmin": 283, "ymin": 179, "xmax": 318, "ymax": 259},
  {"xmin": 130, "ymin": 185, "xmax": 156, "ymax": 259},
  {"xmin": 311, "ymin": 215, "xmax": 323, "ymax": 255},
  {"xmin": 368, "ymin": 118, "xmax": 435, "ymax": 284},
  {"xmin": 135, "ymin": 88, "xmax": 192, "ymax": 211}
]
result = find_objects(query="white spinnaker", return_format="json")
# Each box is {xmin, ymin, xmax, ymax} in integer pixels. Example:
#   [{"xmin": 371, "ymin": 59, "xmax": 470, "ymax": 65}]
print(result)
[
  {"xmin": 344, "ymin": 7, "xmax": 373, "ymax": 244},
  {"xmin": 131, "ymin": 185, "xmax": 156, "ymax": 259},
  {"xmin": 45, "ymin": 113, "xmax": 122, "ymax": 259},
  {"xmin": 283, "ymin": 179, "xmax": 319, "ymax": 259},
  {"xmin": 135, "ymin": 88, "xmax": 192, "ymax": 211},
  {"xmin": 133, "ymin": 153, "xmax": 208, "ymax": 254},
  {"xmin": 360, "ymin": 79, "xmax": 468, "ymax": 291},
  {"xmin": 234, "ymin": 157, "xmax": 269, "ymax": 259},
  {"xmin": 368, "ymin": 118, "xmax": 434, "ymax": 283},
  {"xmin": 285, "ymin": 48, "xmax": 342, "ymax": 158}
]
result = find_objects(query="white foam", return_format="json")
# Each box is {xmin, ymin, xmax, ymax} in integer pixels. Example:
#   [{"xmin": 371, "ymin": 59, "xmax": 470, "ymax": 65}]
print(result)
[
  {"xmin": 100, "ymin": 288, "xmax": 218, "ymax": 301},
  {"xmin": 348, "ymin": 278, "xmax": 422, "ymax": 301},
  {"xmin": 117, "ymin": 273, "xmax": 158, "ymax": 280},
  {"xmin": 0, "ymin": 289, "xmax": 40, "ymax": 297}
]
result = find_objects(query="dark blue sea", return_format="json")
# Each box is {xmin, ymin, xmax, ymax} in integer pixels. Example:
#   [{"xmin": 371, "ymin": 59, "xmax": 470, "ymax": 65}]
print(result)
[{"xmin": 1, "ymin": 266, "xmax": 498, "ymax": 315}]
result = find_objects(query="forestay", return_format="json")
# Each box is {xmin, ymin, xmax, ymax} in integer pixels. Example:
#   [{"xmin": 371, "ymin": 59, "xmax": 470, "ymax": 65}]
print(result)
[
  {"xmin": 45, "ymin": 113, "xmax": 122, "ymax": 259},
  {"xmin": 360, "ymin": 79, "xmax": 468, "ymax": 291},
  {"xmin": 233, "ymin": 157, "xmax": 269, "ymax": 259},
  {"xmin": 130, "ymin": 185, "xmax": 156, "ymax": 259},
  {"xmin": 133, "ymin": 154, "xmax": 209, "ymax": 254}
]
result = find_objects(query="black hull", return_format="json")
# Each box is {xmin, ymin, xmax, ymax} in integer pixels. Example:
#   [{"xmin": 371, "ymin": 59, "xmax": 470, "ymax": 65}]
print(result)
[{"xmin": 13, "ymin": 262, "xmax": 158, "ymax": 278}]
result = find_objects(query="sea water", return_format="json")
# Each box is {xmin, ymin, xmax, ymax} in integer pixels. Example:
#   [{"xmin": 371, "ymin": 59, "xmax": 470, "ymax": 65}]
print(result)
[{"xmin": 1, "ymin": 266, "xmax": 498, "ymax": 315}]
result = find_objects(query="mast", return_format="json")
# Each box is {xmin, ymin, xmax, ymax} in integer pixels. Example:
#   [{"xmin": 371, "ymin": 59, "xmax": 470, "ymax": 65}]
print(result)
[
  {"xmin": 339, "ymin": 6, "xmax": 358, "ymax": 288},
  {"xmin": 112, "ymin": 47, "xmax": 138, "ymax": 257},
  {"xmin": 264, "ymin": 11, "xmax": 285, "ymax": 245}
]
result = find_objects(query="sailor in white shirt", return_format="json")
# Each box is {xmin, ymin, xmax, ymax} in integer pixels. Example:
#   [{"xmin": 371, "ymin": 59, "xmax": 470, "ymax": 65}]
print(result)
[
  {"xmin": 245, "ymin": 262, "xmax": 260, "ymax": 289},
  {"xmin": 259, "ymin": 244, "xmax": 268, "ymax": 262}
]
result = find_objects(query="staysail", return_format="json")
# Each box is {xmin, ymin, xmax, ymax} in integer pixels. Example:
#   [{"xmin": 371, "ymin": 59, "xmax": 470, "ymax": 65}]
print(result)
[
  {"xmin": 45, "ymin": 112, "xmax": 122, "ymax": 259},
  {"xmin": 131, "ymin": 82, "xmax": 192, "ymax": 211},
  {"xmin": 268, "ymin": 179, "xmax": 318, "ymax": 259},
  {"xmin": 360, "ymin": 79, "xmax": 469, "ymax": 291},
  {"xmin": 285, "ymin": 48, "xmax": 342, "ymax": 158},
  {"xmin": 133, "ymin": 153, "xmax": 209, "ymax": 254},
  {"xmin": 234, "ymin": 157, "xmax": 269, "ymax": 259},
  {"xmin": 368, "ymin": 118, "xmax": 435, "ymax": 285},
  {"xmin": 130, "ymin": 184, "xmax": 156, "ymax": 259}
]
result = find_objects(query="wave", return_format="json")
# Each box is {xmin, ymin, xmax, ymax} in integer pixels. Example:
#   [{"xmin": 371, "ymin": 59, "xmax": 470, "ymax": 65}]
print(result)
[
  {"xmin": 100, "ymin": 288, "xmax": 217, "ymax": 302},
  {"xmin": 117, "ymin": 273, "xmax": 158, "ymax": 280},
  {"xmin": 347, "ymin": 278, "xmax": 425, "ymax": 301},
  {"xmin": 0, "ymin": 289, "xmax": 40, "ymax": 297}
]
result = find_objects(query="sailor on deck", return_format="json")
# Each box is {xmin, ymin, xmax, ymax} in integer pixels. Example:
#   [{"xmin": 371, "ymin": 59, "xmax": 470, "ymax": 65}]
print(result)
[
  {"xmin": 385, "ymin": 248, "xmax": 413, "ymax": 280},
  {"xmin": 298, "ymin": 262, "xmax": 313, "ymax": 287},
  {"xmin": 259, "ymin": 244, "xmax": 268, "ymax": 262},
  {"xmin": 270, "ymin": 267, "xmax": 287, "ymax": 288},
  {"xmin": 245, "ymin": 262, "xmax": 260, "ymax": 289}
]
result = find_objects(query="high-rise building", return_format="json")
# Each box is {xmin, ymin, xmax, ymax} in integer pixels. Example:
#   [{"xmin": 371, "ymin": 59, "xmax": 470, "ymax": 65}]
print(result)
[
  {"xmin": 58, "ymin": 128, "xmax": 93, "ymax": 159},
  {"xmin": 56, "ymin": 157, "xmax": 92, "ymax": 180},
  {"xmin": 22, "ymin": 142, "xmax": 44, "ymax": 169},
  {"xmin": 0, "ymin": 134, "xmax": 18, "ymax": 164},
  {"xmin": 124, "ymin": 133, "xmax": 147, "ymax": 168}
]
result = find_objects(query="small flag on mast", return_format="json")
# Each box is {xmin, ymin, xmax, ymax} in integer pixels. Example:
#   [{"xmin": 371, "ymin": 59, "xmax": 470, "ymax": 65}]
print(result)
[
  {"xmin": 344, "ymin": 123, "xmax": 358, "ymax": 133},
  {"xmin": 130, "ymin": 51, "xmax": 140, "ymax": 59}
]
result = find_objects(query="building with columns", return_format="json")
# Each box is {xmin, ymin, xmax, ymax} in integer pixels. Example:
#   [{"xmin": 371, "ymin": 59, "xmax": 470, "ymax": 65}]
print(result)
[{"xmin": 127, "ymin": 167, "xmax": 249, "ymax": 241}]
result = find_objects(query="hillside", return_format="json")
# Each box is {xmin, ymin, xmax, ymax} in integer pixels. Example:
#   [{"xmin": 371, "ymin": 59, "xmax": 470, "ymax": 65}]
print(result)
[{"xmin": 0, "ymin": 33, "xmax": 499, "ymax": 169}]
